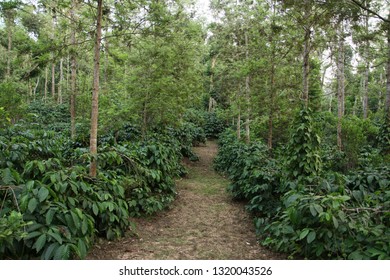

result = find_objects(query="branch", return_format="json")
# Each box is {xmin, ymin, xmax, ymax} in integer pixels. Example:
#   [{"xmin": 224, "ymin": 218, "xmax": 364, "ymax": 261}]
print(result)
[
  {"xmin": 342, "ymin": 206, "xmax": 388, "ymax": 213},
  {"xmin": 0, "ymin": 185, "xmax": 22, "ymax": 213},
  {"xmin": 349, "ymin": 0, "xmax": 390, "ymax": 23}
]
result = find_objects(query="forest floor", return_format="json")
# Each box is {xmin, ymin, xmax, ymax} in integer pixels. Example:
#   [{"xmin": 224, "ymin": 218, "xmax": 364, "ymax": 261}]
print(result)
[{"xmin": 87, "ymin": 141, "xmax": 284, "ymax": 260}]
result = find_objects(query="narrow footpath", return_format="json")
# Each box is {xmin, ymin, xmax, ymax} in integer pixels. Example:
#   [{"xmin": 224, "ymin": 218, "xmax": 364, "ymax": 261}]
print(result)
[{"xmin": 88, "ymin": 141, "xmax": 283, "ymax": 259}]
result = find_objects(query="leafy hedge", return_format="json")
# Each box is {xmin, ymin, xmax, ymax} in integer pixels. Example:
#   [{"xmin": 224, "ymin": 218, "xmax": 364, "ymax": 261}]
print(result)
[
  {"xmin": 0, "ymin": 110, "xmax": 204, "ymax": 259},
  {"xmin": 215, "ymin": 108, "xmax": 390, "ymax": 259}
]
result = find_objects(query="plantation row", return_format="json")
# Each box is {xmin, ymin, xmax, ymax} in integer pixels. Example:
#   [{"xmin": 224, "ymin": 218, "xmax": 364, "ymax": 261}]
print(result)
[
  {"xmin": 0, "ymin": 104, "xmax": 220, "ymax": 260},
  {"xmin": 214, "ymin": 108, "xmax": 390, "ymax": 260}
]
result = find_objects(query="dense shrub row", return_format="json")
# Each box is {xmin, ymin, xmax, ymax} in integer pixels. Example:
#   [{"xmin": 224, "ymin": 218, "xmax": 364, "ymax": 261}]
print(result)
[
  {"xmin": 215, "ymin": 108, "xmax": 390, "ymax": 259},
  {"xmin": 0, "ymin": 106, "xmax": 206, "ymax": 259}
]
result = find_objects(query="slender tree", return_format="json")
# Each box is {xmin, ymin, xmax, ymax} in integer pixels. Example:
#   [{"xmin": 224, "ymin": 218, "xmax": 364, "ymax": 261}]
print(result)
[
  {"xmin": 89, "ymin": 0, "xmax": 103, "ymax": 177},
  {"xmin": 337, "ymin": 21, "xmax": 345, "ymax": 150},
  {"xmin": 349, "ymin": 0, "xmax": 390, "ymax": 118},
  {"xmin": 70, "ymin": 0, "xmax": 78, "ymax": 139},
  {"xmin": 244, "ymin": 31, "xmax": 250, "ymax": 144},
  {"xmin": 302, "ymin": 0, "xmax": 311, "ymax": 107},
  {"xmin": 0, "ymin": 1, "xmax": 19, "ymax": 79}
]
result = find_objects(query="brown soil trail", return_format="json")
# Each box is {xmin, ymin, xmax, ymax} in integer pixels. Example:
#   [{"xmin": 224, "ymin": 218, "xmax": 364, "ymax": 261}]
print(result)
[{"xmin": 87, "ymin": 141, "xmax": 283, "ymax": 260}]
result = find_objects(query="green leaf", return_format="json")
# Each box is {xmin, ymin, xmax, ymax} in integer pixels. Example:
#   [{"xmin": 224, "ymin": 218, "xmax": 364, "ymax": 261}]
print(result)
[
  {"xmin": 2, "ymin": 168, "xmax": 15, "ymax": 184},
  {"xmin": 38, "ymin": 187, "xmax": 49, "ymax": 202},
  {"xmin": 299, "ymin": 229, "xmax": 310, "ymax": 240},
  {"xmin": 25, "ymin": 180, "xmax": 35, "ymax": 190},
  {"xmin": 92, "ymin": 203, "xmax": 99, "ymax": 216},
  {"xmin": 309, "ymin": 204, "xmax": 317, "ymax": 216},
  {"xmin": 28, "ymin": 197, "xmax": 38, "ymax": 213},
  {"xmin": 64, "ymin": 214, "xmax": 75, "ymax": 230},
  {"xmin": 367, "ymin": 248, "xmax": 384, "ymax": 257},
  {"xmin": 77, "ymin": 239, "xmax": 87, "ymax": 259},
  {"xmin": 70, "ymin": 211, "xmax": 80, "ymax": 227},
  {"xmin": 81, "ymin": 218, "xmax": 89, "ymax": 235},
  {"xmin": 67, "ymin": 197, "xmax": 76, "ymax": 207},
  {"xmin": 307, "ymin": 231, "xmax": 316, "ymax": 244},
  {"xmin": 33, "ymin": 234, "xmax": 47, "ymax": 253},
  {"xmin": 367, "ymin": 175, "xmax": 374, "ymax": 184},
  {"xmin": 54, "ymin": 244, "xmax": 69, "ymax": 260},
  {"xmin": 27, "ymin": 222, "xmax": 43, "ymax": 232},
  {"xmin": 106, "ymin": 228, "xmax": 115, "ymax": 240},
  {"xmin": 47, "ymin": 230, "xmax": 63, "ymax": 244},
  {"xmin": 348, "ymin": 251, "xmax": 364, "ymax": 260},
  {"xmin": 50, "ymin": 174, "xmax": 57, "ymax": 184},
  {"xmin": 332, "ymin": 216, "xmax": 339, "ymax": 229},
  {"xmin": 313, "ymin": 204, "xmax": 323, "ymax": 214},
  {"xmin": 25, "ymin": 231, "xmax": 42, "ymax": 240},
  {"xmin": 42, "ymin": 242, "xmax": 60, "ymax": 260},
  {"xmin": 46, "ymin": 209, "xmax": 55, "ymax": 225},
  {"xmin": 338, "ymin": 210, "xmax": 346, "ymax": 222},
  {"xmin": 285, "ymin": 194, "xmax": 300, "ymax": 207},
  {"xmin": 37, "ymin": 161, "xmax": 45, "ymax": 173}
]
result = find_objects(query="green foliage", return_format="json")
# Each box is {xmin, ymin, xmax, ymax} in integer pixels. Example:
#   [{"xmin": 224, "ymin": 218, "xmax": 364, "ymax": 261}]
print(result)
[
  {"xmin": 214, "ymin": 129, "xmax": 283, "ymax": 223},
  {"xmin": 0, "ymin": 107, "xmax": 10, "ymax": 128},
  {"xmin": 0, "ymin": 82, "xmax": 25, "ymax": 123},
  {"xmin": 316, "ymin": 112, "xmax": 383, "ymax": 171},
  {"xmin": 216, "ymin": 108, "xmax": 389, "ymax": 259},
  {"xmin": 204, "ymin": 111, "xmax": 227, "ymax": 139},
  {"xmin": 213, "ymin": 128, "xmax": 244, "ymax": 174},
  {"xmin": 286, "ymin": 108, "xmax": 322, "ymax": 182},
  {"xmin": 0, "ymin": 123, "xmax": 133, "ymax": 259},
  {"xmin": 122, "ymin": 135, "xmax": 184, "ymax": 216},
  {"xmin": 17, "ymin": 165, "xmax": 130, "ymax": 259},
  {"xmin": 377, "ymin": 116, "xmax": 390, "ymax": 156},
  {"xmin": 172, "ymin": 122, "xmax": 206, "ymax": 161},
  {"xmin": 26, "ymin": 102, "xmax": 70, "ymax": 133},
  {"xmin": 0, "ymin": 113, "xmax": 204, "ymax": 259},
  {"xmin": 0, "ymin": 210, "xmax": 30, "ymax": 258},
  {"xmin": 341, "ymin": 116, "xmax": 379, "ymax": 169},
  {"xmin": 261, "ymin": 167, "xmax": 390, "ymax": 259}
]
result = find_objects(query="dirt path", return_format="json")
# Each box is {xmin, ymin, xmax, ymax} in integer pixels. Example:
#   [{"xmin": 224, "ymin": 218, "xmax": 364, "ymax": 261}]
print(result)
[{"xmin": 87, "ymin": 141, "xmax": 283, "ymax": 260}]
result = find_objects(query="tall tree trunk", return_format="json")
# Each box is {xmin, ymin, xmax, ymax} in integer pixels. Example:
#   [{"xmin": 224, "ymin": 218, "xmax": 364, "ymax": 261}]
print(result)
[
  {"xmin": 210, "ymin": 56, "xmax": 217, "ymax": 94},
  {"xmin": 51, "ymin": 10, "xmax": 56, "ymax": 100},
  {"xmin": 302, "ymin": 0, "xmax": 311, "ymax": 107},
  {"xmin": 33, "ymin": 77, "xmax": 40, "ymax": 101},
  {"xmin": 70, "ymin": 0, "xmax": 78, "ymax": 140},
  {"xmin": 353, "ymin": 97, "xmax": 357, "ymax": 116},
  {"xmin": 244, "ymin": 32, "xmax": 250, "ymax": 144},
  {"xmin": 303, "ymin": 27, "xmax": 310, "ymax": 107},
  {"xmin": 52, "ymin": 62, "xmax": 56, "ymax": 100},
  {"xmin": 237, "ymin": 109, "xmax": 241, "ymax": 140},
  {"xmin": 103, "ymin": 25, "xmax": 109, "ymax": 91},
  {"xmin": 363, "ymin": 65, "xmax": 369, "ymax": 118},
  {"xmin": 363, "ymin": 13, "xmax": 370, "ymax": 119},
  {"xmin": 58, "ymin": 58, "xmax": 63, "ymax": 104},
  {"xmin": 386, "ymin": 14, "xmax": 390, "ymax": 119},
  {"xmin": 209, "ymin": 56, "xmax": 217, "ymax": 113},
  {"xmin": 28, "ymin": 80, "xmax": 32, "ymax": 102},
  {"xmin": 378, "ymin": 72, "xmax": 383, "ymax": 111},
  {"xmin": 44, "ymin": 67, "xmax": 48, "ymax": 103},
  {"xmin": 337, "ymin": 22, "xmax": 345, "ymax": 151},
  {"xmin": 268, "ymin": 59, "xmax": 275, "ymax": 150},
  {"xmin": 237, "ymin": 83, "xmax": 241, "ymax": 140},
  {"xmin": 268, "ymin": 4, "xmax": 276, "ymax": 150},
  {"xmin": 66, "ymin": 55, "xmax": 70, "ymax": 95},
  {"xmin": 142, "ymin": 99, "xmax": 148, "ymax": 139},
  {"xmin": 89, "ymin": 0, "xmax": 103, "ymax": 177},
  {"xmin": 5, "ymin": 10, "xmax": 14, "ymax": 79}
]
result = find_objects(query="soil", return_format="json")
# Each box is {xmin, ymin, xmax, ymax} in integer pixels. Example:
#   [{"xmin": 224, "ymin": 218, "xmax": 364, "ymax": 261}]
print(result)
[{"xmin": 87, "ymin": 141, "xmax": 284, "ymax": 260}]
